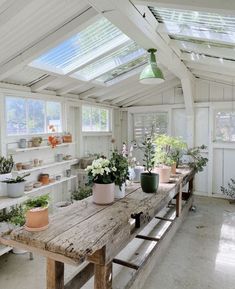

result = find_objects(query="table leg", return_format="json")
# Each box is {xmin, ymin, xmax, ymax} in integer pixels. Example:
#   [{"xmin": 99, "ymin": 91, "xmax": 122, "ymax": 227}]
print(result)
[
  {"xmin": 176, "ymin": 183, "xmax": 182, "ymax": 217},
  {"xmin": 47, "ymin": 258, "xmax": 64, "ymax": 289},
  {"xmin": 94, "ymin": 262, "xmax": 112, "ymax": 289}
]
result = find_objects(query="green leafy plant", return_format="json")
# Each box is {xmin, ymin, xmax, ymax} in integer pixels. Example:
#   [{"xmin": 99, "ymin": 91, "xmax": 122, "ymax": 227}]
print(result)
[
  {"xmin": 0, "ymin": 205, "xmax": 25, "ymax": 226},
  {"xmin": 110, "ymin": 150, "xmax": 129, "ymax": 189},
  {"xmin": 154, "ymin": 135, "xmax": 187, "ymax": 167},
  {"xmin": 221, "ymin": 179, "xmax": 235, "ymax": 200},
  {"xmin": 24, "ymin": 195, "xmax": 50, "ymax": 211},
  {"xmin": 0, "ymin": 155, "xmax": 14, "ymax": 174},
  {"xmin": 2, "ymin": 173, "xmax": 30, "ymax": 183},
  {"xmin": 71, "ymin": 186, "xmax": 92, "ymax": 201},
  {"xmin": 186, "ymin": 145, "xmax": 208, "ymax": 173}
]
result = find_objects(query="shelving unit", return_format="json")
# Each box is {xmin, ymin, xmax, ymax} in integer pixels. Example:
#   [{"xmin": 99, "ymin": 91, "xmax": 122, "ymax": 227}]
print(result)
[
  {"xmin": 0, "ymin": 244, "xmax": 12, "ymax": 256},
  {"xmin": 12, "ymin": 158, "xmax": 79, "ymax": 175},
  {"xmin": 0, "ymin": 175, "xmax": 77, "ymax": 210},
  {"xmin": 8, "ymin": 142, "xmax": 75, "ymax": 154}
]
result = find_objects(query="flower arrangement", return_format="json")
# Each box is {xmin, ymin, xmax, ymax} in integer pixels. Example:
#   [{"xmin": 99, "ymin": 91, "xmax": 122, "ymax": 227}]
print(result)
[
  {"xmin": 110, "ymin": 149, "xmax": 129, "ymax": 189},
  {"xmin": 86, "ymin": 158, "xmax": 116, "ymax": 185},
  {"xmin": 48, "ymin": 125, "xmax": 58, "ymax": 148},
  {"xmin": 122, "ymin": 143, "xmax": 137, "ymax": 168}
]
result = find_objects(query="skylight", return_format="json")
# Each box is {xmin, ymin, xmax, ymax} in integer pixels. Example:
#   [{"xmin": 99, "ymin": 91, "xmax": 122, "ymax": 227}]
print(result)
[{"xmin": 149, "ymin": 7, "xmax": 235, "ymax": 45}]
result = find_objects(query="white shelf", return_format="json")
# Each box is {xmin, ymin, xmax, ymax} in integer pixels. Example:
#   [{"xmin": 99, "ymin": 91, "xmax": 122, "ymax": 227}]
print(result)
[
  {"xmin": 0, "ymin": 175, "xmax": 77, "ymax": 210},
  {"xmin": 8, "ymin": 142, "xmax": 75, "ymax": 154},
  {"xmin": 0, "ymin": 245, "xmax": 12, "ymax": 256},
  {"xmin": 12, "ymin": 158, "xmax": 79, "ymax": 175}
]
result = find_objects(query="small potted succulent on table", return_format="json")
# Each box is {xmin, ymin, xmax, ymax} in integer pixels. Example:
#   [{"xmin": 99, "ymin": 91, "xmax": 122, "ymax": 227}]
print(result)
[
  {"xmin": 139, "ymin": 133, "xmax": 159, "ymax": 193},
  {"xmin": 24, "ymin": 195, "xmax": 50, "ymax": 231},
  {"xmin": 2, "ymin": 173, "xmax": 30, "ymax": 198},
  {"xmin": 110, "ymin": 149, "xmax": 129, "ymax": 199},
  {"xmin": 86, "ymin": 158, "xmax": 116, "ymax": 205},
  {"xmin": 0, "ymin": 155, "xmax": 14, "ymax": 196}
]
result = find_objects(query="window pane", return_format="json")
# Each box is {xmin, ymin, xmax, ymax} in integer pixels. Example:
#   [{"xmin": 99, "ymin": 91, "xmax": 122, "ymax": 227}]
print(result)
[
  {"xmin": 215, "ymin": 111, "xmax": 235, "ymax": 142},
  {"xmin": 46, "ymin": 101, "xmax": 62, "ymax": 132},
  {"xmin": 6, "ymin": 97, "xmax": 27, "ymax": 135},
  {"xmin": 82, "ymin": 106, "xmax": 110, "ymax": 132},
  {"xmin": 28, "ymin": 99, "xmax": 45, "ymax": 134}
]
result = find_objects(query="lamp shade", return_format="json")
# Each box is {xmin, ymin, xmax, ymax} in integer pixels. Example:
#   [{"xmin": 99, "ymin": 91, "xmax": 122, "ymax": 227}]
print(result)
[{"xmin": 139, "ymin": 48, "xmax": 164, "ymax": 84}]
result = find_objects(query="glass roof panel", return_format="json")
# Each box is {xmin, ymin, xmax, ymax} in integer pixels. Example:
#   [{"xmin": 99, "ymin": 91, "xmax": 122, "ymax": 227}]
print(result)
[
  {"xmin": 72, "ymin": 41, "xmax": 146, "ymax": 81},
  {"xmin": 149, "ymin": 6, "xmax": 235, "ymax": 45},
  {"xmin": 29, "ymin": 17, "xmax": 129, "ymax": 74}
]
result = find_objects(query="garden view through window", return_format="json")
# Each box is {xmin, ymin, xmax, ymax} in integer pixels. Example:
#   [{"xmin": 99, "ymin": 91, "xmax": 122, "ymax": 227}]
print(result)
[
  {"xmin": 215, "ymin": 111, "xmax": 235, "ymax": 142},
  {"xmin": 6, "ymin": 97, "xmax": 62, "ymax": 135},
  {"xmin": 82, "ymin": 105, "xmax": 110, "ymax": 132}
]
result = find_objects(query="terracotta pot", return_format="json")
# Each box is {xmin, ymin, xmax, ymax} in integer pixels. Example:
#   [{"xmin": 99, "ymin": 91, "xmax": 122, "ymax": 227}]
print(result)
[
  {"xmin": 39, "ymin": 174, "xmax": 50, "ymax": 185},
  {"xmin": 92, "ymin": 183, "xmax": 114, "ymax": 205},
  {"xmin": 114, "ymin": 183, "xmax": 125, "ymax": 199},
  {"xmin": 171, "ymin": 163, "xmax": 177, "ymax": 174},
  {"xmin": 25, "ymin": 207, "xmax": 49, "ymax": 231},
  {"xmin": 63, "ymin": 135, "xmax": 72, "ymax": 143},
  {"xmin": 16, "ymin": 162, "xmax": 23, "ymax": 171},
  {"xmin": 154, "ymin": 166, "xmax": 171, "ymax": 183}
]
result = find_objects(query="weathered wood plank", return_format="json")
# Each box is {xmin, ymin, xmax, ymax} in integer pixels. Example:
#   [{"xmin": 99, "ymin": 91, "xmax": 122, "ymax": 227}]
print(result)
[
  {"xmin": 94, "ymin": 262, "xmax": 112, "ymax": 289},
  {"xmin": 47, "ymin": 258, "xmax": 64, "ymax": 289},
  {"xmin": 176, "ymin": 183, "xmax": 183, "ymax": 217}
]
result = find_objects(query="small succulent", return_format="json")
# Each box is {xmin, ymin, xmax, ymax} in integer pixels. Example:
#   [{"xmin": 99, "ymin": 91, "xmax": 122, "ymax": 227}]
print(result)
[{"xmin": 0, "ymin": 155, "xmax": 14, "ymax": 174}]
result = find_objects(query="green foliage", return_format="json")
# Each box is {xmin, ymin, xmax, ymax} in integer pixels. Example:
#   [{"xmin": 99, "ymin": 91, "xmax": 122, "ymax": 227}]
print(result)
[
  {"xmin": 0, "ymin": 155, "xmax": 14, "ymax": 174},
  {"xmin": 221, "ymin": 179, "xmax": 235, "ymax": 199},
  {"xmin": 110, "ymin": 150, "xmax": 129, "ymax": 189},
  {"xmin": 0, "ymin": 205, "xmax": 25, "ymax": 226},
  {"xmin": 71, "ymin": 186, "xmax": 92, "ymax": 201},
  {"xmin": 24, "ymin": 195, "xmax": 50, "ymax": 210},
  {"xmin": 186, "ymin": 145, "xmax": 208, "ymax": 173},
  {"xmin": 2, "ymin": 173, "xmax": 30, "ymax": 183},
  {"xmin": 154, "ymin": 134, "xmax": 187, "ymax": 166}
]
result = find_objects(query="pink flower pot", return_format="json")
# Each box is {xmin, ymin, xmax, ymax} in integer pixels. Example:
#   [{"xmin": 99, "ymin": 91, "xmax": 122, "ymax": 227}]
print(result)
[
  {"xmin": 154, "ymin": 166, "xmax": 171, "ymax": 183},
  {"xmin": 92, "ymin": 183, "xmax": 115, "ymax": 205}
]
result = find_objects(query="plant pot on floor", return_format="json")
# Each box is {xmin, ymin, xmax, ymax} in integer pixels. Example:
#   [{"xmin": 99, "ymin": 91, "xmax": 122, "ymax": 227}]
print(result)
[
  {"xmin": 7, "ymin": 181, "xmax": 25, "ymax": 198},
  {"xmin": 25, "ymin": 207, "xmax": 49, "ymax": 231},
  {"xmin": 154, "ymin": 166, "xmax": 171, "ymax": 183},
  {"xmin": 115, "ymin": 183, "xmax": 125, "ymax": 199},
  {"xmin": 140, "ymin": 172, "xmax": 159, "ymax": 193},
  {"xmin": 0, "ymin": 173, "xmax": 12, "ymax": 197},
  {"xmin": 92, "ymin": 183, "xmax": 114, "ymax": 205}
]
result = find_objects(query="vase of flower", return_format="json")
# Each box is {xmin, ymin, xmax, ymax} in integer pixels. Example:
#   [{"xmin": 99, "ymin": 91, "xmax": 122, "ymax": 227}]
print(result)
[{"xmin": 86, "ymin": 158, "xmax": 116, "ymax": 205}]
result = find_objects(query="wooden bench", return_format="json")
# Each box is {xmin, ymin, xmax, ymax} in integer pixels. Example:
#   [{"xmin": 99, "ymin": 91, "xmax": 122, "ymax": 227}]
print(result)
[{"xmin": 0, "ymin": 168, "xmax": 194, "ymax": 289}]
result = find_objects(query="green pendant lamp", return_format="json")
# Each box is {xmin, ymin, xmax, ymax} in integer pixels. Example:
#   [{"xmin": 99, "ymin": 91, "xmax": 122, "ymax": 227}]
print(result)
[{"xmin": 139, "ymin": 48, "xmax": 164, "ymax": 84}]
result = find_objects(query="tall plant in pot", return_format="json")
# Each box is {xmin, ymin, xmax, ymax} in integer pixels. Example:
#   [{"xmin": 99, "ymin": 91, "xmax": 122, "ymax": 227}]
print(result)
[
  {"xmin": 86, "ymin": 158, "xmax": 116, "ymax": 205},
  {"xmin": 138, "ymin": 133, "xmax": 159, "ymax": 193},
  {"xmin": 2, "ymin": 173, "xmax": 30, "ymax": 198},
  {"xmin": 24, "ymin": 195, "xmax": 50, "ymax": 231},
  {"xmin": 110, "ymin": 149, "xmax": 129, "ymax": 199},
  {"xmin": 0, "ymin": 155, "xmax": 14, "ymax": 196}
]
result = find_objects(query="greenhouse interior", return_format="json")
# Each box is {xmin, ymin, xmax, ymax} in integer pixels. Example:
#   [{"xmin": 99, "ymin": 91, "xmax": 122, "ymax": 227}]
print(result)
[{"xmin": 0, "ymin": 1, "xmax": 235, "ymax": 289}]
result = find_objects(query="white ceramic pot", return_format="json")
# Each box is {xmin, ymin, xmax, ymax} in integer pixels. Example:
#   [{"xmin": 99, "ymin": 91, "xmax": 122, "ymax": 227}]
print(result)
[
  {"xmin": 115, "ymin": 183, "xmax": 125, "ymax": 199},
  {"xmin": 154, "ymin": 166, "xmax": 171, "ymax": 183},
  {"xmin": 128, "ymin": 167, "xmax": 136, "ymax": 181},
  {"xmin": 134, "ymin": 166, "xmax": 144, "ymax": 182},
  {"xmin": 7, "ymin": 181, "xmax": 25, "ymax": 198},
  {"xmin": 0, "ymin": 173, "xmax": 12, "ymax": 197},
  {"xmin": 92, "ymin": 183, "xmax": 114, "ymax": 205}
]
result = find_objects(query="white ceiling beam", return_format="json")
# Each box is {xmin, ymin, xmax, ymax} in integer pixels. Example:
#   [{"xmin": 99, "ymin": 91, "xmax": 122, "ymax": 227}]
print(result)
[
  {"xmin": 0, "ymin": 6, "xmax": 98, "ymax": 81},
  {"xmin": 121, "ymin": 76, "xmax": 179, "ymax": 107},
  {"xmin": 56, "ymin": 82, "xmax": 87, "ymax": 96},
  {"xmin": 133, "ymin": 0, "xmax": 235, "ymax": 15},
  {"xmin": 30, "ymin": 75, "xmax": 57, "ymax": 92},
  {"xmin": 191, "ymin": 69, "xmax": 235, "ymax": 84}
]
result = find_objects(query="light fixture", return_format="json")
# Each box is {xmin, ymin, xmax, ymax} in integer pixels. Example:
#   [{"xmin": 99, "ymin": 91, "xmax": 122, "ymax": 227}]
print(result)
[{"xmin": 139, "ymin": 48, "xmax": 164, "ymax": 84}]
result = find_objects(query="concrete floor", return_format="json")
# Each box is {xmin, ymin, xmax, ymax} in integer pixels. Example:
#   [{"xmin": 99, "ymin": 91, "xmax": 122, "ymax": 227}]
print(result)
[{"xmin": 0, "ymin": 196, "xmax": 235, "ymax": 289}]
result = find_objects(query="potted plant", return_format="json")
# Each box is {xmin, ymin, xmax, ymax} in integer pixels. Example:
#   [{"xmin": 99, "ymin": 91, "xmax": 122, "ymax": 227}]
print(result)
[
  {"xmin": 122, "ymin": 142, "xmax": 137, "ymax": 182},
  {"xmin": 71, "ymin": 185, "xmax": 92, "ymax": 201},
  {"xmin": 110, "ymin": 149, "xmax": 129, "ymax": 199},
  {"xmin": 2, "ymin": 173, "xmax": 30, "ymax": 198},
  {"xmin": 31, "ymin": 136, "xmax": 43, "ymax": 147},
  {"xmin": 0, "ymin": 155, "xmax": 14, "ymax": 196},
  {"xmin": 221, "ymin": 179, "xmax": 235, "ymax": 204},
  {"xmin": 138, "ymin": 133, "xmax": 159, "ymax": 193},
  {"xmin": 24, "ymin": 195, "xmax": 50, "ymax": 231},
  {"xmin": 185, "ymin": 145, "xmax": 208, "ymax": 173},
  {"xmin": 86, "ymin": 158, "xmax": 116, "ymax": 205}
]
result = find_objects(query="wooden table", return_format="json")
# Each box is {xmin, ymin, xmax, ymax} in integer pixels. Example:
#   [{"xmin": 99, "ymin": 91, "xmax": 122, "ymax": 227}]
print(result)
[{"xmin": 0, "ymin": 168, "xmax": 194, "ymax": 289}]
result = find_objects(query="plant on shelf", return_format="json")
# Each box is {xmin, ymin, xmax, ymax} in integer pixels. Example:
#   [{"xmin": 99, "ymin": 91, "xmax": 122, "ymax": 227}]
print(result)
[
  {"xmin": 221, "ymin": 179, "xmax": 235, "ymax": 203},
  {"xmin": 0, "ymin": 155, "xmax": 14, "ymax": 196},
  {"xmin": 135, "ymin": 129, "xmax": 159, "ymax": 193},
  {"xmin": 85, "ymin": 158, "xmax": 116, "ymax": 205},
  {"xmin": 71, "ymin": 185, "xmax": 92, "ymax": 201},
  {"xmin": 110, "ymin": 149, "xmax": 129, "ymax": 198},
  {"xmin": 24, "ymin": 195, "xmax": 50, "ymax": 231},
  {"xmin": 185, "ymin": 145, "xmax": 208, "ymax": 173},
  {"xmin": 2, "ymin": 173, "xmax": 30, "ymax": 198},
  {"xmin": 31, "ymin": 136, "xmax": 43, "ymax": 147}
]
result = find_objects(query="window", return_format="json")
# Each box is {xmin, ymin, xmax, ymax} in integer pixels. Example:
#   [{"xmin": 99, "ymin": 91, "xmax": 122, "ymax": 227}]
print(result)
[
  {"xmin": 133, "ymin": 112, "xmax": 168, "ymax": 141},
  {"xmin": 82, "ymin": 106, "xmax": 110, "ymax": 132},
  {"xmin": 6, "ymin": 97, "xmax": 62, "ymax": 136},
  {"xmin": 215, "ymin": 111, "xmax": 235, "ymax": 142}
]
